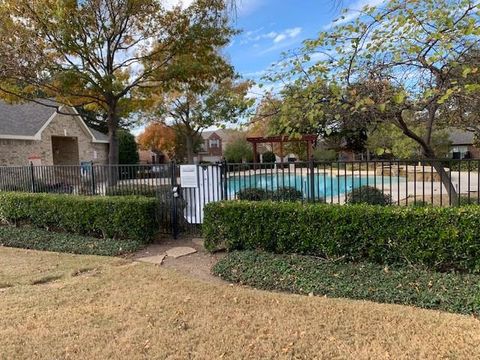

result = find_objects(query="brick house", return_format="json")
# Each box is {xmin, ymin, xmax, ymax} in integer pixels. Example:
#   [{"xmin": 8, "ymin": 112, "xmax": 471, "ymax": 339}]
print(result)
[
  {"xmin": 448, "ymin": 129, "xmax": 480, "ymax": 159},
  {"xmin": 0, "ymin": 100, "xmax": 109, "ymax": 166},
  {"xmin": 198, "ymin": 129, "xmax": 239, "ymax": 163}
]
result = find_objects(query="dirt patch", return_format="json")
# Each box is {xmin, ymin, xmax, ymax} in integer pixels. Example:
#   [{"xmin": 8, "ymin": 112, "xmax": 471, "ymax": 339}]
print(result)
[
  {"xmin": 133, "ymin": 236, "xmax": 227, "ymax": 285},
  {"xmin": 30, "ymin": 274, "xmax": 63, "ymax": 286},
  {"xmin": 71, "ymin": 267, "xmax": 100, "ymax": 278}
]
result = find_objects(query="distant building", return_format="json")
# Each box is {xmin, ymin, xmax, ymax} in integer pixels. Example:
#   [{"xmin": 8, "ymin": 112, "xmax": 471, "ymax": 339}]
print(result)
[
  {"xmin": 448, "ymin": 129, "xmax": 480, "ymax": 159},
  {"xmin": 138, "ymin": 149, "xmax": 167, "ymax": 164},
  {"xmin": 198, "ymin": 129, "xmax": 240, "ymax": 163}
]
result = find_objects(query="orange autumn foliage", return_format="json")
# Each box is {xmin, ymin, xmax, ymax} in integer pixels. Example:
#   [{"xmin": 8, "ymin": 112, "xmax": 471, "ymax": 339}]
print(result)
[{"xmin": 137, "ymin": 122, "xmax": 176, "ymax": 158}]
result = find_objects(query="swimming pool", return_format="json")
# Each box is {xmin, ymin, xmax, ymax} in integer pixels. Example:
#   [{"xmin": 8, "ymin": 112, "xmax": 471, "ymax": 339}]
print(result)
[{"xmin": 227, "ymin": 173, "xmax": 404, "ymax": 200}]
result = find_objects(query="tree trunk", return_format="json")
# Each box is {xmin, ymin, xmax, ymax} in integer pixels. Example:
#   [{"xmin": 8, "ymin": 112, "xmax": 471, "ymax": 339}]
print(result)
[
  {"xmin": 395, "ymin": 112, "xmax": 459, "ymax": 205},
  {"xmin": 185, "ymin": 134, "xmax": 194, "ymax": 164},
  {"xmin": 106, "ymin": 100, "xmax": 119, "ymax": 185},
  {"xmin": 431, "ymin": 160, "xmax": 459, "ymax": 206}
]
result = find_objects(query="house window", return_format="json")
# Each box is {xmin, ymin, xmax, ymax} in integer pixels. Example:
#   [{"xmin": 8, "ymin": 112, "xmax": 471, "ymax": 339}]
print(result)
[
  {"xmin": 450, "ymin": 145, "xmax": 469, "ymax": 159},
  {"xmin": 209, "ymin": 139, "xmax": 220, "ymax": 148}
]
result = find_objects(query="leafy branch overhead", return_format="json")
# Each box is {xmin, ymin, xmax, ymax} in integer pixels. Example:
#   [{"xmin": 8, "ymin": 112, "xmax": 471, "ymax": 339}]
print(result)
[
  {"xmin": 265, "ymin": 0, "xmax": 480, "ymax": 203},
  {"xmin": 0, "ymin": 0, "xmax": 236, "ymax": 164}
]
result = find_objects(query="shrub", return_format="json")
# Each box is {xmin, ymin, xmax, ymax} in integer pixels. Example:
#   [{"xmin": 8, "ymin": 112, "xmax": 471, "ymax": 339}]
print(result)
[
  {"xmin": 106, "ymin": 184, "xmax": 164, "ymax": 197},
  {"xmin": 271, "ymin": 187, "xmax": 303, "ymax": 201},
  {"xmin": 346, "ymin": 185, "xmax": 392, "ymax": 205},
  {"xmin": 262, "ymin": 151, "xmax": 276, "ymax": 163},
  {"xmin": 409, "ymin": 200, "xmax": 432, "ymax": 207},
  {"xmin": 459, "ymin": 195, "xmax": 479, "ymax": 206},
  {"xmin": 0, "ymin": 225, "xmax": 143, "ymax": 256},
  {"xmin": 213, "ymin": 251, "xmax": 480, "ymax": 315},
  {"xmin": 0, "ymin": 192, "xmax": 158, "ymax": 242},
  {"xmin": 236, "ymin": 188, "xmax": 272, "ymax": 201},
  {"xmin": 203, "ymin": 201, "xmax": 480, "ymax": 273},
  {"xmin": 313, "ymin": 148, "xmax": 337, "ymax": 162}
]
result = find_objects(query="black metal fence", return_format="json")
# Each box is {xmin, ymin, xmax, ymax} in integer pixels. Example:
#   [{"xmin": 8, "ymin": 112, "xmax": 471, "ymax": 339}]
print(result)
[
  {"xmin": 0, "ymin": 159, "xmax": 479, "ymax": 237},
  {"xmin": 223, "ymin": 159, "xmax": 480, "ymax": 207}
]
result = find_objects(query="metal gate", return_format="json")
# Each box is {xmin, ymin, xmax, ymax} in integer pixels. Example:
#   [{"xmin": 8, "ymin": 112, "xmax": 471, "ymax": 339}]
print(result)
[{"xmin": 167, "ymin": 163, "xmax": 224, "ymax": 238}]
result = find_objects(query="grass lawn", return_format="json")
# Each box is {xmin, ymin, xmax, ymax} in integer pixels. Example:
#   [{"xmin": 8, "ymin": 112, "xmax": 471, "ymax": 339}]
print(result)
[{"xmin": 1, "ymin": 247, "xmax": 480, "ymax": 359}]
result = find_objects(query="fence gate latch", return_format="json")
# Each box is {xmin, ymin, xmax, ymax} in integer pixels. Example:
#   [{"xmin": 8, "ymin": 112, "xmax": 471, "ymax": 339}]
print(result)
[{"xmin": 172, "ymin": 186, "xmax": 181, "ymax": 198}]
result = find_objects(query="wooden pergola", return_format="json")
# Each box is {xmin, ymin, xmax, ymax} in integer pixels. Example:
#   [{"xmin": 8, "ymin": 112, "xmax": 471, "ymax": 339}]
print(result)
[{"xmin": 246, "ymin": 135, "xmax": 317, "ymax": 163}]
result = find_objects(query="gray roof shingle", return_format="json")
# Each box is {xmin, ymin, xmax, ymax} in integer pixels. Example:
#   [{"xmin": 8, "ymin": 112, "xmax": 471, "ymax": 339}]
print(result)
[
  {"xmin": 448, "ymin": 129, "xmax": 475, "ymax": 145},
  {"xmin": 0, "ymin": 100, "xmax": 108, "ymax": 142},
  {"xmin": 0, "ymin": 100, "xmax": 58, "ymax": 137}
]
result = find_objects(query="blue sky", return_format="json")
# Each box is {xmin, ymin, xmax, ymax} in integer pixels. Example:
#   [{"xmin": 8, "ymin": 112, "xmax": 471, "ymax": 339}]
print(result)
[
  {"xmin": 227, "ymin": 0, "xmax": 383, "ymax": 89},
  {"xmin": 132, "ymin": 0, "xmax": 384, "ymax": 134}
]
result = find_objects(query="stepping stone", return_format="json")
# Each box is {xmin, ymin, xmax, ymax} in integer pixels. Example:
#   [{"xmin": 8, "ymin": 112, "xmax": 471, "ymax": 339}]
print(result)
[
  {"xmin": 166, "ymin": 247, "xmax": 197, "ymax": 259},
  {"xmin": 137, "ymin": 254, "xmax": 166, "ymax": 265}
]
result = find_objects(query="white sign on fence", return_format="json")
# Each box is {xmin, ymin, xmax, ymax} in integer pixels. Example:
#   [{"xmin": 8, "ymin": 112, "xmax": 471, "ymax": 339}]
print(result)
[{"xmin": 180, "ymin": 165, "xmax": 199, "ymax": 188}]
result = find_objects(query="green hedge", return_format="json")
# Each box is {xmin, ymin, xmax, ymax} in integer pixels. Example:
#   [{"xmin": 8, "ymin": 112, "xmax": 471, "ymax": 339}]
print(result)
[
  {"xmin": 0, "ymin": 225, "xmax": 143, "ymax": 256},
  {"xmin": 213, "ymin": 251, "xmax": 480, "ymax": 315},
  {"xmin": 204, "ymin": 201, "xmax": 480, "ymax": 273},
  {"xmin": 0, "ymin": 192, "xmax": 158, "ymax": 242}
]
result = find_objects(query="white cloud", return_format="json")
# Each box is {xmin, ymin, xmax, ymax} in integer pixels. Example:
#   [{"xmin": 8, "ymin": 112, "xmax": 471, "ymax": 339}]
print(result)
[
  {"xmin": 242, "ymin": 26, "xmax": 302, "ymax": 47},
  {"xmin": 273, "ymin": 27, "xmax": 302, "ymax": 43},
  {"xmin": 237, "ymin": 0, "xmax": 265, "ymax": 16},
  {"xmin": 273, "ymin": 34, "xmax": 287, "ymax": 43},
  {"xmin": 323, "ymin": 0, "xmax": 385, "ymax": 30}
]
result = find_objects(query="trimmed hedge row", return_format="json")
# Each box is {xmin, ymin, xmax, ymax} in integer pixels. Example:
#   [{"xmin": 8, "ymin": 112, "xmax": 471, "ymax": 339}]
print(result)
[
  {"xmin": 204, "ymin": 201, "xmax": 480, "ymax": 273},
  {"xmin": 213, "ymin": 251, "xmax": 480, "ymax": 315},
  {"xmin": 0, "ymin": 192, "xmax": 158, "ymax": 242},
  {"xmin": 0, "ymin": 225, "xmax": 143, "ymax": 256}
]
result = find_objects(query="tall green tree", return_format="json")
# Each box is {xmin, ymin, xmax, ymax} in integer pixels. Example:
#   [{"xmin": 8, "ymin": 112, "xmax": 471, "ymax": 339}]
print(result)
[
  {"xmin": 118, "ymin": 130, "xmax": 139, "ymax": 165},
  {"xmin": 224, "ymin": 134, "xmax": 253, "ymax": 163},
  {"xmin": 270, "ymin": 0, "xmax": 480, "ymax": 202},
  {"xmin": 0, "ymin": 0, "xmax": 236, "ymax": 164}
]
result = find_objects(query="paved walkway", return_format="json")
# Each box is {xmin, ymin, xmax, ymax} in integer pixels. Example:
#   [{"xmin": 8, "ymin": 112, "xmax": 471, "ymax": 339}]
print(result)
[{"xmin": 133, "ymin": 237, "xmax": 226, "ymax": 284}]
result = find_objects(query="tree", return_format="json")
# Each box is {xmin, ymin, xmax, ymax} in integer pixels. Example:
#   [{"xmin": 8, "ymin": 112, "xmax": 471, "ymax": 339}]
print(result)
[
  {"xmin": 224, "ymin": 135, "xmax": 253, "ymax": 163},
  {"xmin": 271, "ymin": 0, "xmax": 480, "ymax": 203},
  {"xmin": 171, "ymin": 124, "xmax": 204, "ymax": 163},
  {"xmin": 150, "ymin": 78, "xmax": 253, "ymax": 163},
  {"xmin": 118, "ymin": 130, "xmax": 139, "ymax": 165},
  {"xmin": 0, "ymin": 0, "xmax": 236, "ymax": 164},
  {"xmin": 137, "ymin": 122, "xmax": 176, "ymax": 159},
  {"xmin": 366, "ymin": 124, "xmax": 451, "ymax": 159},
  {"xmin": 441, "ymin": 48, "xmax": 480, "ymax": 142}
]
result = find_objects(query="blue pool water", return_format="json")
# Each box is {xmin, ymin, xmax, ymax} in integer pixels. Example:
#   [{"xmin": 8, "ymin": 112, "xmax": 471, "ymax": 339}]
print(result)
[{"xmin": 228, "ymin": 174, "xmax": 404, "ymax": 199}]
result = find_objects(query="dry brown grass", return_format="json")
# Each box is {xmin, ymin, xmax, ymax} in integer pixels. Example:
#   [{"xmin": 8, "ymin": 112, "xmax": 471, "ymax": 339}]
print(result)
[{"xmin": 1, "ymin": 247, "xmax": 479, "ymax": 359}]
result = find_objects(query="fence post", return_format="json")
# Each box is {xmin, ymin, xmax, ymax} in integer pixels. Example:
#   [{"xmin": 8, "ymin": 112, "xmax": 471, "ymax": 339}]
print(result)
[
  {"xmin": 170, "ymin": 161, "xmax": 179, "ymax": 239},
  {"xmin": 91, "ymin": 163, "xmax": 96, "ymax": 195},
  {"xmin": 222, "ymin": 158, "xmax": 228, "ymax": 200},
  {"xmin": 309, "ymin": 156, "xmax": 315, "ymax": 202},
  {"xmin": 30, "ymin": 162, "xmax": 36, "ymax": 193}
]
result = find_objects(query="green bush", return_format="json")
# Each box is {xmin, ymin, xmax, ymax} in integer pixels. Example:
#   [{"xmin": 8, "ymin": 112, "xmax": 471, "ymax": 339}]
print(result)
[
  {"xmin": 0, "ymin": 225, "xmax": 143, "ymax": 256},
  {"xmin": 213, "ymin": 251, "xmax": 480, "ymax": 315},
  {"xmin": 203, "ymin": 201, "xmax": 480, "ymax": 273},
  {"xmin": 236, "ymin": 187, "xmax": 304, "ymax": 202},
  {"xmin": 313, "ymin": 148, "xmax": 337, "ymax": 162},
  {"xmin": 236, "ymin": 188, "xmax": 272, "ymax": 201},
  {"xmin": 409, "ymin": 200, "xmax": 432, "ymax": 207},
  {"xmin": 271, "ymin": 187, "xmax": 303, "ymax": 201},
  {"xmin": 459, "ymin": 195, "xmax": 479, "ymax": 206},
  {"xmin": 262, "ymin": 151, "xmax": 276, "ymax": 163},
  {"xmin": 346, "ymin": 185, "xmax": 392, "ymax": 205},
  {"xmin": 106, "ymin": 184, "xmax": 164, "ymax": 197},
  {"xmin": 0, "ymin": 192, "xmax": 158, "ymax": 242}
]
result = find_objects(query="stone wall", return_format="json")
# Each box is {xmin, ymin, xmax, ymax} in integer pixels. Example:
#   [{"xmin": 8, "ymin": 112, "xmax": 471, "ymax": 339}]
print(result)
[{"xmin": 0, "ymin": 112, "xmax": 108, "ymax": 166}]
